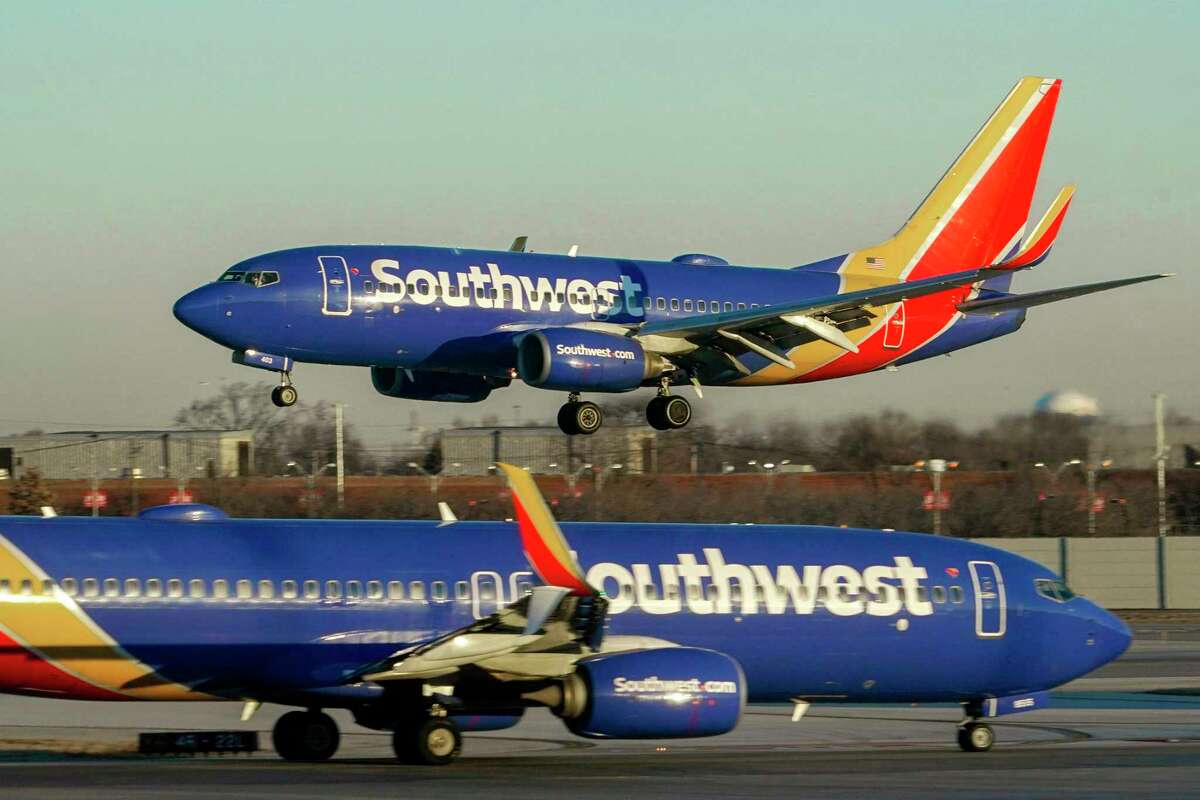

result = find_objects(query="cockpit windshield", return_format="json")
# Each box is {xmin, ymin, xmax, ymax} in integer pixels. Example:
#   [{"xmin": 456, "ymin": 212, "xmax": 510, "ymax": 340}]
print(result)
[
  {"xmin": 219, "ymin": 270, "xmax": 245, "ymax": 282},
  {"xmin": 1034, "ymin": 577, "xmax": 1076, "ymax": 602},
  {"xmin": 217, "ymin": 269, "xmax": 279, "ymax": 287}
]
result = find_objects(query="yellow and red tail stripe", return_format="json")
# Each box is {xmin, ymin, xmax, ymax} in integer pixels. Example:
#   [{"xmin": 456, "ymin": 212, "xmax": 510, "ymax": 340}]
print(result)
[
  {"xmin": 498, "ymin": 463, "xmax": 592, "ymax": 596},
  {"xmin": 0, "ymin": 535, "xmax": 215, "ymax": 701}
]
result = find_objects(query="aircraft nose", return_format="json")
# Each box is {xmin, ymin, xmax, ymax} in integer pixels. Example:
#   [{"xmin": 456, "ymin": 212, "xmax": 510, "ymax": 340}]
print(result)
[
  {"xmin": 173, "ymin": 286, "xmax": 221, "ymax": 335},
  {"xmin": 1087, "ymin": 604, "xmax": 1133, "ymax": 668}
]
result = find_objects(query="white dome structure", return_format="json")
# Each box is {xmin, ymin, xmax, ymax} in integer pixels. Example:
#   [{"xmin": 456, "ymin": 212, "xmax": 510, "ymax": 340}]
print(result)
[{"xmin": 1035, "ymin": 390, "xmax": 1101, "ymax": 418}]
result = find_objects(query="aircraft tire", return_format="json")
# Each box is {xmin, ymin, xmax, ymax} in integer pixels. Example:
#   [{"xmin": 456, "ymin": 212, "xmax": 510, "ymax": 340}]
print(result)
[
  {"xmin": 572, "ymin": 402, "xmax": 603, "ymax": 435},
  {"xmin": 645, "ymin": 396, "xmax": 670, "ymax": 430},
  {"xmin": 271, "ymin": 385, "xmax": 298, "ymax": 408},
  {"xmin": 957, "ymin": 722, "xmax": 995, "ymax": 752},
  {"xmin": 272, "ymin": 710, "xmax": 340, "ymax": 761},
  {"xmin": 392, "ymin": 718, "xmax": 462, "ymax": 766},
  {"xmin": 557, "ymin": 403, "xmax": 580, "ymax": 435},
  {"xmin": 647, "ymin": 396, "xmax": 690, "ymax": 430}
]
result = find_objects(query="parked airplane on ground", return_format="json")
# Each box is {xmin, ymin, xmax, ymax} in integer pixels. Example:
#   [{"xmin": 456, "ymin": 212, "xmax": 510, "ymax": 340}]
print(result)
[
  {"xmin": 0, "ymin": 466, "xmax": 1129, "ymax": 764},
  {"xmin": 174, "ymin": 76, "xmax": 1165, "ymax": 434}
]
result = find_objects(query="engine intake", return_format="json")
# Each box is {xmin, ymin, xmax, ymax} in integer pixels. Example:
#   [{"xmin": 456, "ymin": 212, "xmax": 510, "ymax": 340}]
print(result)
[
  {"xmin": 370, "ymin": 368, "xmax": 505, "ymax": 403},
  {"xmin": 558, "ymin": 647, "xmax": 745, "ymax": 739},
  {"xmin": 517, "ymin": 328, "xmax": 661, "ymax": 392}
]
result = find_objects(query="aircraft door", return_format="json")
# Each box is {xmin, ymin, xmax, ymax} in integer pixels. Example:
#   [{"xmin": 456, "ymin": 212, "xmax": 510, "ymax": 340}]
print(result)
[
  {"xmin": 470, "ymin": 571, "xmax": 505, "ymax": 620},
  {"xmin": 318, "ymin": 255, "xmax": 352, "ymax": 316},
  {"xmin": 883, "ymin": 303, "xmax": 906, "ymax": 349},
  {"xmin": 968, "ymin": 560, "xmax": 1006, "ymax": 638}
]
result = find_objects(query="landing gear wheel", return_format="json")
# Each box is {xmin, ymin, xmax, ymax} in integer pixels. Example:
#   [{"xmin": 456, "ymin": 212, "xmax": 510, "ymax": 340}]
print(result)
[
  {"xmin": 392, "ymin": 718, "xmax": 462, "ymax": 766},
  {"xmin": 557, "ymin": 401, "xmax": 603, "ymax": 435},
  {"xmin": 646, "ymin": 395, "xmax": 691, "ymax": 430},
  {"xmin": 957, "ymin": 722, "xmax": 994, "ymax": 752},
  {"xmin": 272, "ymin": 710, "xmax": 339, "ymax": 761},
  {"xmin": 271, "ymin": 385, "xmax": 298, "ymax": 408}
]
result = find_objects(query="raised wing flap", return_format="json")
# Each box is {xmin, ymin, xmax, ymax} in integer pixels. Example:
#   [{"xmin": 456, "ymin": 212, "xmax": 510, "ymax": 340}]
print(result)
[{"xmin": 636, "ymin": 267, "xmax": 995, "ymax": 342}]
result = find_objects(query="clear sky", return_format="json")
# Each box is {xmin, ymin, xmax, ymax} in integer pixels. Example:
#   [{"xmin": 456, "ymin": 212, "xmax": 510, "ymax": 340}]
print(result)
[{"xmin": 1, "ymin": 1, "xmax": 1196, "ymax": 437}]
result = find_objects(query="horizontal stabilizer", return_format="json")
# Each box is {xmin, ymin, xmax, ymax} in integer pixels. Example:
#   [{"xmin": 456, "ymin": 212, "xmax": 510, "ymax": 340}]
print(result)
[
  {"xmin": 997, "ymin": 185, "xmax": 1075, "ymax": 269},
  {"xmin": 957, "ymin": 274, "xmax": 1171, "ymax": 314}
]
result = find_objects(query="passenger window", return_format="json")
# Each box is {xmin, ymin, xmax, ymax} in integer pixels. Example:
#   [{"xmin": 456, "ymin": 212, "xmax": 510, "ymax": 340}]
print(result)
[
  {"xmin": 751, "ymin": 303, "xmax": 759, "ymax": 309},
  {"xmin": 212, "ymin": 579, "xmax": 229, "ymax": 599},
  {"xmin": 448, "ymin": 286, "xmax": 459, "ymax": 297},
  {"xmin": 282, "ymin": 580, "xmax": 299, "ymax": 600},
  {"xmin": 189, "ymin": 579, "xmax": 206, "ymax": 599},
  {"xmin": 83, "ymin": 578, "xmax": 100, "ymax": 598},
  {"xmin": 723, "ymin": 302, "xmax": 733, "ymax": 312},
  {"xmin": 656, "ymin": 297, "xmax": 666, "ymax": 310},
  {"xmin": 683, "ymin": 299, "xmax": 693, "ymax": 311},
  {"xmin": 304, "ymin": 580, "xmax": 320, "ymax": 600},
  {"xmin": 167, "ymin": 579, "xmax": 184, "ymax": 599},
  {"xmin": 387, "ymin": 580, "xmax": 405, "ymax": 601},
  {"xmin": 932, "ymin": 586, "xmax": 947, "ymax": 604},
  {"xmin": 670, "ymin": 298, "xmax": 680, "ymax": 311},
  {"xmin": 363, "ymin": 280, "xmax": 374, "ymax": 294},
  {"xmin": 556, "ymin": 293, "xmax": 565, "ymax": 303},
  {"xmin": 431, "ymin": 581, "xmax": 448, "ymax": 602},
  {"xmin": 367, "ymin": 580, "xmax": 384, "ymax": 601},
  {"xmin": 409, "ymin": 581, "xmax": 426, "ymax": 602},
  {"xmin": 60, "ymin": 578, "xmax": 77, "ymax": 596},
  {"xmin": 915, "ymin": 586, "xmax": 929, "ymax": 603},
  {"xmin": 455, "ymin": 580, "xmax": 469, "ymax": 600},
  {"xmin": 642, "ymin": 297, "xmax": 651, "ymax": 309},
  {"xmin": 346, "ymin": 580, "xmax": 363, "ymax": 601},
  {"xmin": 516, "ymin": 580, "xmax": 533, "ymax": 596},
  {"xmin": 687, "ymin": 584, "xmax": 700, "ymax": 601},
  {"xmin": 236, "ymin": 579, "xmax": 252, "ymax": 599},
  {"xmin": 477, "ymin": 582, "xmax": 496, "ymax": 601},
  {"xmin": 103, "ymin": 578, "xmax": 120, "ymax": 598},
  {"xmin": 697, "ymin": 300, "xmax": 706, "ymax": 312},
  {"xmin": 0, "ymin": 578, "xmax": 10, "ymax": 595},
  {"xmin": 950, "ymin": 585, "xmax": 964, "ymax": 604},
  {"xmin": 257, "ymin": 580, "xmax": 274, "ymax": 600},
  {"xmin": 408, "ymin": 283, "xmax": 417, "ymax": 294},
  {"xmin": 146, "ymin": 579, "xmax": 163, "ymax": 598},
  {"xmin": 736, "ymin": 302, "xmax": 746, "ymax": 311},
  {"xmin": 705, "ymin": 584, "xmax": 719, "ymax": 602},
  {"xmin": 124, "ymin": 578, "xmax": 142, "ymax": 598},
  {"xmin": 325, "ymin": 580, "xmax": 342, "ymax": 600}
]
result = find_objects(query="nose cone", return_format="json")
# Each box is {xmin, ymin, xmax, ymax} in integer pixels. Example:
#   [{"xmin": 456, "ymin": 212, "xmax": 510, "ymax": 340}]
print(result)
[
  {"xmin": 173, "ymin": 285, "xmax": 221, "ymax": 337},
  {"xmin": 1092, "ymin": 607, "xmax": 1134, "ymax": 666}
]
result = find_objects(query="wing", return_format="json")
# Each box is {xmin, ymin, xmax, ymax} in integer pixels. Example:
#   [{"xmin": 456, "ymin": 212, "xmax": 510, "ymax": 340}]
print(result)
[
  {"xmin": 357, "ymin": 463, "xmax": 610, "ymax": 684},
  {"xmin": 635, "ymin": 267, "xmax": 1000, "ymax": 371}
]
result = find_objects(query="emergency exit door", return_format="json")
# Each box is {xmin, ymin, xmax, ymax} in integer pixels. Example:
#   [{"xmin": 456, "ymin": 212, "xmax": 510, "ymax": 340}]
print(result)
[{"xmin": 968, "ymin": 560, "xmax": 1006, "ymax": 637}]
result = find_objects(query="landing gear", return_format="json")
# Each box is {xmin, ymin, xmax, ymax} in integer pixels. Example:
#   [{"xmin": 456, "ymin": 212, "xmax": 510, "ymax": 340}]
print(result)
[
  {"xmin": 557, "ymin": 394, "xmax": 603, "ymax": 436},
  {"xmin": 271, "ymin": 374, "xmax": 298, "ymax": 408},
  {"xmin": 957, "ymin": 721, "xmax": 995, "ymax": 752},
  {"xmin": 646, "ymin": 379, "xmax": 692, "ymax": 431},
  {"xmin": 392, "ymin": 717, "xmax": 462, "ymax": 765},
  {"xmin": 272, "ymin": 709, "xmax": 339, "ymax": 761}
]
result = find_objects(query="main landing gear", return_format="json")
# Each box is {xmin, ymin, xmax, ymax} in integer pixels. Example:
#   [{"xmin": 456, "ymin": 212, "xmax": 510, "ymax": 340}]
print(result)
[
  {"xmin": 557, "ymin": 393, "xmax": 603, "ymax": 436},
  {"xmin": 392, "ymin": 716, "xmax": 463, "ymax": 765},
  {"xmin": 957, "ymin": 720, "xmax": 995, "ymax": 752},
  {"xmin": 272, "ymin": 709, "xmax": 340, "ymax": 761},
  {"xmin": 270, "ymin": 373, "xmax": 298, "ymax": 408},
  {"xmin": 646, "ymin": 378, "xmax": 691, "ymax": 431}
]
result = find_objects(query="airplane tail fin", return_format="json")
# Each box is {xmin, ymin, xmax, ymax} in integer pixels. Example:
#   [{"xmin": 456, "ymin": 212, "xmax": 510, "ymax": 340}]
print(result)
[{"xmin": 843, "ymin": 77, "xmax": 1064, "ymax": 283}]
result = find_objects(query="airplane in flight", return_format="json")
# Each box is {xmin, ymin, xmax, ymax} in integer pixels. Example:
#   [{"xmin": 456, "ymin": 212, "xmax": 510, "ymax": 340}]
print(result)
[
  {"xmin": 174, "ymin": 76, "xmax": 1166, "ymax": 435},
  {"xmin": 0, "ymin": 465, "xmax": 1129, "ymax": 764}
]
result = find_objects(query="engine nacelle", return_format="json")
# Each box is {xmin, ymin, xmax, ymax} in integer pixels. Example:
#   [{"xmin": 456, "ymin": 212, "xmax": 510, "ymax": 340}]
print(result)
[
  {"xmin": 370, "ymin": 367, "xmax": 504, "ymax": 403},
  {"xmin": 517, "ymin": 328, "xmax": 661, "ymax": 392},
  {"xmin": 559, "ymin": 647, "xmax": 745, "ymax": 739}
]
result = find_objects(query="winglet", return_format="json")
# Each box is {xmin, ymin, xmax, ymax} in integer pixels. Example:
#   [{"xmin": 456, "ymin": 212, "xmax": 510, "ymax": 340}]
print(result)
[
  {"xmin": 497, "ymin": 463, "xmax": 593, "ymax": 596},
  {"xmin": 997, "ymin": 184, "xmax": 1075, "ymax": 269},
  {"xmin": 509, "ymin": 236, "xmax": 528, "ymax": 253}
]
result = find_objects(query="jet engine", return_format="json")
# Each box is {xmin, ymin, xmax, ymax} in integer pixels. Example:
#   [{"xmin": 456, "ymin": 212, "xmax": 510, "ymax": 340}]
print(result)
[
  {"xmin": 516, "ymin": 329, "xmax": 663, "ymax": 392},
  {"xmin": 555, "ymin": 647, "xmax": 745, "ymax": 739},
  {"xmin": 370, "ymin": 368, "xmax": 505, "ymax": 403}
]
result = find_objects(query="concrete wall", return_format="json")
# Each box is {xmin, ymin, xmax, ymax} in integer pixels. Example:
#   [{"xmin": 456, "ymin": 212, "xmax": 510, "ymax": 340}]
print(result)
[
  {"xmin": 1164, "ymin": 538, "xmax": 1200, "ymax": 609},
  {"xmin": 970, "ymin": 536, "xmax": 1199, "ymax": 609}
]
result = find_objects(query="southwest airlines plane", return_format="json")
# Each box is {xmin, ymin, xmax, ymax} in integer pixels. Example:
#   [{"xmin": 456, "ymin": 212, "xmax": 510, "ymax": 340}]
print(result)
[
  {"xmin": 0, "ymin": 466, "xmax": 1129, "ymax": 764},
  {"xmin": 174, "ymin": 77, "xmax": 1164, "ymax": 435}
]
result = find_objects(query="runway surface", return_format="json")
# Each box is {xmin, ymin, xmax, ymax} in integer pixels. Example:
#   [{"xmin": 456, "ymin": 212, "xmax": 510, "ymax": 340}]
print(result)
[{"xmin": 1, "ymin": 620, "xmax": 1198, "ymax": 798}]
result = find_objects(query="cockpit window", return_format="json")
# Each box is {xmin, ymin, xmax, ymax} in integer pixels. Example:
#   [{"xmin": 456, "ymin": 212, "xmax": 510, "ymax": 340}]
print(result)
[
  {"xmin": 1035, "ymin": 578, "xmax": 1076, "ymax": 603},
  {"xmin": 246, "ymin": 271, "xmax": 280, "ymax": 288},
  {"xmin": 219, "ymin": 271, "xmax": 245, "ymax": 282}
]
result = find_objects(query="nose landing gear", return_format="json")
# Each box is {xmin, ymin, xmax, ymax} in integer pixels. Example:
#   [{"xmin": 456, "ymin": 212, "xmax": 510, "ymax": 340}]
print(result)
[{"xmin": 271, "ymin": 374, "xmax": 298, "ymax": 408}]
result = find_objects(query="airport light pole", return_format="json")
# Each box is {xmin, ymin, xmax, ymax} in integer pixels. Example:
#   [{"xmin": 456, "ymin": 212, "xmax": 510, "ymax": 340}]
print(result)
[
  {"xmin": 1154, "ymin": 393, "xmax": 1168, "ymax": 537},
  {"xmin": 926, "ymin": 459, "xmax": 947, "ymax": 535},
  {"xmin": 593, "ymin": 464, "xmax": 623, "ymax": 519},
  {"xmin": 334, "ymin": 402, "xmax": 345, "ymax": 510},
  {"xmin": 1085, "ymin": 459, "xmax": 1114, "ymax": 537}
]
